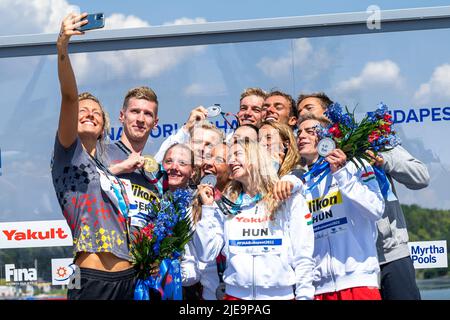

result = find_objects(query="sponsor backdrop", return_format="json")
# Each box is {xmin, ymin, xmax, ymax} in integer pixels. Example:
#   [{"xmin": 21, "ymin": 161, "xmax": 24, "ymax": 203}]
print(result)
[
  {"xmin": 0, "ymin": 220, "xmax": 72, "ymax": 249},
  {"xmin": 0, "ymin": 5, "xmax": 449, "ymax": 298}
]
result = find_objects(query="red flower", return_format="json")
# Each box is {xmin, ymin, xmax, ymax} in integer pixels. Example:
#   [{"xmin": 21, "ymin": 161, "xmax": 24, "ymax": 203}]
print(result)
[
  {"xmin": 383, "ymin": 114, "xmax": 392, "ymax": 122},
  {"xmin": 379, "ymin": 124, "xmax": 391, "ymax": 134},
  {"xmin": 142, "ymin": 223, "xmax": 155, "ymax": 240},
  {"xmin": 368, "ymin": 131, "xmax": 380, "ymax": 143},
  {"xmin": 328, "ymin": 123, "xmax": 343, "ymax": 138}
]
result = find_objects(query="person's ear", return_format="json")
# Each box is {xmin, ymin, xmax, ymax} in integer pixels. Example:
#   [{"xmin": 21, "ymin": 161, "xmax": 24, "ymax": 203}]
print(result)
[
  {"xmin": 119, "ymin": 109, "xmax": 125, "ymax": 124},
  {"xmin": 288, "ymin": 116, "xmax": 298, "ymax": 126}
]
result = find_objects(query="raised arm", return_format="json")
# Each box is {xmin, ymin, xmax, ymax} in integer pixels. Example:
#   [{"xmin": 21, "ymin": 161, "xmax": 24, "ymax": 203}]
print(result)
[
  {"xmin": 154, "ymin": 106, "xmax": 207, "ymax": 162},
  {"xmin": 56, "ymin": 12, "xmax": 88, "ymax": 148}
]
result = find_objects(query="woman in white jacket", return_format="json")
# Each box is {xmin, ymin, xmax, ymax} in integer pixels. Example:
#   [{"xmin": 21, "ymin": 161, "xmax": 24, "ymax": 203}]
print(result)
[{"xmin": 193, "ymin": 140, "xmax": 315, "ymax": 300}]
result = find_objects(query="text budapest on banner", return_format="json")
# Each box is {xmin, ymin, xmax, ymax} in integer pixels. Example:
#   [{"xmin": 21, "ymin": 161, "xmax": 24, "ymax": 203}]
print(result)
[{"xmin": 0, "ymin": 220, "xmax": 73, "ymax": 249}]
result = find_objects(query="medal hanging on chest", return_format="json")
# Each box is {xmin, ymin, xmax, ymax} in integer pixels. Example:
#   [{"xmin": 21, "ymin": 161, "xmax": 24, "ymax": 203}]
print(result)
[
  {"xmin": 216, "ymin": 192, "xmax": 262, "ymax": 216},
  {"xmin": 115, "ymin": 141, "xmax": 168, "ymax": 195}
]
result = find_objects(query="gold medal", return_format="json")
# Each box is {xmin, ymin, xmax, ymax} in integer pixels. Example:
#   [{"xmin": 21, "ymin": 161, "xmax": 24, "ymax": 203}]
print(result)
[{"xmin": 142, "ymin": 155, "xmax": 159, "ymax": 173}]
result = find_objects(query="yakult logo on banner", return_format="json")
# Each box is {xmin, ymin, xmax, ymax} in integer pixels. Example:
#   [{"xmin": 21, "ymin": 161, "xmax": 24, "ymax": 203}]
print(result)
[
  {"xmin": 0, "ymin": 220, "xmax": 73, "ymax": 249},
  {"xmin": 51, "ymin": 258, "xmax": 76, "ymax": 285}
]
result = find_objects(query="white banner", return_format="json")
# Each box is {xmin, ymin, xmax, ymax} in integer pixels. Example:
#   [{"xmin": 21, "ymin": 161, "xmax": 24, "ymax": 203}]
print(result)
[
  {"xmin": 51, "ymin": 258, "xmax": 75, "ymax": 285},
  {"xmin": 0, "ymin": 220, "xmax": 72, "ymax": 249},
  {"xmin": 409, "ymin": 240, "xmax": 448, "ymax": 269}
]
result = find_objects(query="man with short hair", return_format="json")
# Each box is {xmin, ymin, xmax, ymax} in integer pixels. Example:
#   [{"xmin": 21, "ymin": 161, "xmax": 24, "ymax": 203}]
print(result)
[
  {"xmin": 188, "ymin": 121, "xmax": 224, "ymax": 166},
  {"xmin": 106, "ymin": 86, "xmax": 161, "ymax": 226},
  {"xmin": 236, "ymin": 87, "xmax": 267, "ymax": 127},
  {"xmin": 155, "ymin": 87, "xmax": 266, "ymax": 162},
  {"xmin": 296, "ymin": 92, "xmax": 333, "ymax": 119},
  {"xmin": 262, "ymin": 90, "xmax": 297, "ymax": 127}
]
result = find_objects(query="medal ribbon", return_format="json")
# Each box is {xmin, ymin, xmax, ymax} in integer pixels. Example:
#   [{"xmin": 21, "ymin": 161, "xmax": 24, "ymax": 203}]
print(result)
[{"xmin": 216, "ymin": 192, "xmax": 262, "ymax": 216}]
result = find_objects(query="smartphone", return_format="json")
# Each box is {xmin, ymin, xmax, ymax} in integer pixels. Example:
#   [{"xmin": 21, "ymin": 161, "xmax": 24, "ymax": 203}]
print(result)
[{"xmin": 78, "ymin": 13, "xmax": 105, "ymax": 31}]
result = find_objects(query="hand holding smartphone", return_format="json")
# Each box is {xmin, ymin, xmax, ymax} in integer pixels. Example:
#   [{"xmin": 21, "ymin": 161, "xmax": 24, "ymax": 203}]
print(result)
[{"xmin": 77, "ymin": 13, "xmax": 105, "ymax": 31}]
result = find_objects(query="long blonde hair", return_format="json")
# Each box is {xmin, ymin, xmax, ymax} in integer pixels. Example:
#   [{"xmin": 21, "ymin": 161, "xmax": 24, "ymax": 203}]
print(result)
[
  {"xmin": 260, "ymin": 120, "xmax": 300, "ymax": 177},
  {"xmin": 224, "ymin": 140, "xmax": 280, "ymax": 218}
]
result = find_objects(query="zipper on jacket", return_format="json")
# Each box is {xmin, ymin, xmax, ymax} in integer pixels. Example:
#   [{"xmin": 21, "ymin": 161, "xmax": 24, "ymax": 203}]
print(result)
[
  {"xmin": 327, "ymin": 235, "xmax": 337, "ymax": 291},
  {"xmin": 252, "ymin": 255, "xmax": 256, "ymax": 300}
]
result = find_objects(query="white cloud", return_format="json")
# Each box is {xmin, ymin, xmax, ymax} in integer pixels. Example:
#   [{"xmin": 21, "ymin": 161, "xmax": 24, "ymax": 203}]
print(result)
[
  {"xmin": 184, "ymin": 83, "xmax": 204, "ymax": 96},
  {"xmin": 70, "ymin": 14, "xmax": 207, "ymax": 83},
  {"xmin": 163, "ymin": 17, "xmax": 207, "ymax": 26},
  {"xmin": 257, "ymin": 56, "xmax": 292, "ymax": 78},
  {"xmin": 413, "ymin": 64, "xmax": 450, "ymax": 104},
  {"xmin": 104, "ymin": 13, "xmax": 150, "ymax": 29},
  {"xmin": 0, "ymin": 0, "xmax": 78, "ymax": 36},
  {"xmin": 183, "ymin": 82, "xmax": 226, "ymax": 97},
  {"xmin": 0, "ymin": 1, "xmax": 207, "ymax": 83},
  {"xmin": 256, "ymin": 38, "xmax": 331, "ymax": 79},
  {"xmin": 335, "ymin": 60, "xmax": 402, "ymax": 92}
]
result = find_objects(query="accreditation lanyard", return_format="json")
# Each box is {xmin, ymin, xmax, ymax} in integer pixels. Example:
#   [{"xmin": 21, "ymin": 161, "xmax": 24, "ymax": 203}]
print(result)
[
  {"xmin": 115, "ymin": 141, "xmax": 168, "ymax": 195},
  {"xmin": 216, "ymin": 192, "xmax": 262, "ymax": 216},
  {"xmin": 89, "ymin": 153, "xmax": 130, "ymax": 219}
]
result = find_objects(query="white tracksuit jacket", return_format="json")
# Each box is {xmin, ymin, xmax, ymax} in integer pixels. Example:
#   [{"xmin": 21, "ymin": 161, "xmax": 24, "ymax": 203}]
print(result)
[
  {"xmin": 285, "ymin": 160, "xmax": 385, "ymax": 295},
  {"xmin": 193, "ymin": 192, "xmax": 315, "ymax": 300}
]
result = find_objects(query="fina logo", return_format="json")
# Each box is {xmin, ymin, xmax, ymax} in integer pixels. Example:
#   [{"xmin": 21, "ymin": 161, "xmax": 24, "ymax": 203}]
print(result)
[{"xmin": 5, "ymin": 264, "xmax": 37, "ymax": 283}]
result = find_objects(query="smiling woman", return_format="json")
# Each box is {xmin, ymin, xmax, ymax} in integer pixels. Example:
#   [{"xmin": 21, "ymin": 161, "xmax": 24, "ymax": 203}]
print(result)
[
  {"xmin": 50, "ymin": 13, "xmax": 137, "ymax": 300},
  {"xmin": 162, "ymin": 143, "xmax": 195, "ymax": 192},
  {"xmin": 192, "ymin": 140, "xmax": 315, "ymax": 300}
]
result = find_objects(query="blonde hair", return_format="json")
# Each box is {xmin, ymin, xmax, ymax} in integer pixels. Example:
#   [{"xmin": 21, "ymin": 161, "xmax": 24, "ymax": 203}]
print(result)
[
  {"xmin": 78, "ymin": 92, "xmax": 110, "ymax": 161},
  {"xmin": 260, "ymin": 120, "xmax": 300, "ymax": 177},
  {"xmin": 297, "ymin": 113, "xmax": 331, "ymax": 167},
  {"xmin": 122, "ymin": 86, "xmax": 159, "ymax": 115},
  {"xmin": 240, "ymin": 87, "xmax": 267, "ymax": 102},
  {"xmin": 188, "ymin": 120, "xmax": 225, "ymax": 142},
  {"xmin": 224, "ymin": 140, "xmax": 280, "ymax": 218}
]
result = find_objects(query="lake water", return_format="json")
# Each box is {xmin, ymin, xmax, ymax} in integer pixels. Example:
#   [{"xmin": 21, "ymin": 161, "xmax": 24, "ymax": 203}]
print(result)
[
  {"xmin": 418, "ymin": 278, "xmax": 450, "ymax": 300},
  {"xmin": 420, "ymin": 288, "xmax": 450, "ymax": 300}
]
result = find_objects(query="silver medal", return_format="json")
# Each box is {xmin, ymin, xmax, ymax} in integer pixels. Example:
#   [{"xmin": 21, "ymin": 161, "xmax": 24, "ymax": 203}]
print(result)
[
  {"xmin": 317, "ymin": 137, "xmax": 336, "ymax": 157},
  {"xmin": 206, "ymin": 104, "xmax": 222, "ymax": 118},
  {"xmin": 200, "ymin": 174, "xmax": 217, "ymax": 187}
]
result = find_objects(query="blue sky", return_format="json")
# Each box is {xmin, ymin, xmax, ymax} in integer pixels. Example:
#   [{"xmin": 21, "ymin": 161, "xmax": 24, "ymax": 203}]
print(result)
[
  {"xmin": 66, "ymin": 1, "xmax": 450, "ymax": 25},
  {"xmin": 1, "ymin": 0, "xmax": 450, "ymax": 221}
]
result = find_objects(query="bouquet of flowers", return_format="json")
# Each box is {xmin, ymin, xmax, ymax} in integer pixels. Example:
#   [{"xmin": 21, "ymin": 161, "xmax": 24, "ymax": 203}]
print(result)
[
  {"xmin": 304, "ymin": 102, "xmax": 400, "ymax": 198},
  {"xmin": 132, "ymin": 188, "xmax": 193, "ymax": 300}
]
